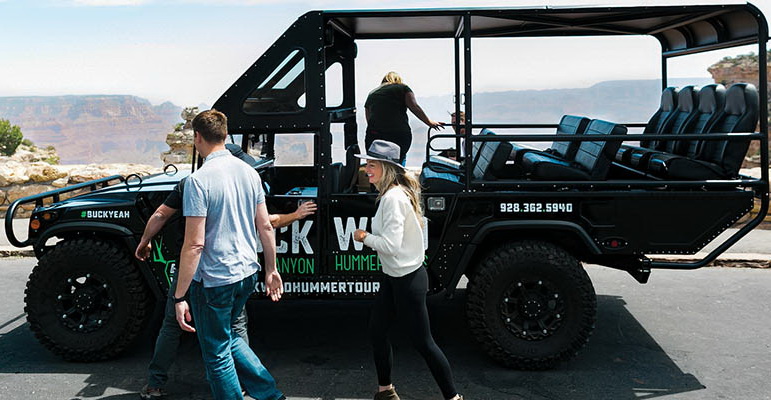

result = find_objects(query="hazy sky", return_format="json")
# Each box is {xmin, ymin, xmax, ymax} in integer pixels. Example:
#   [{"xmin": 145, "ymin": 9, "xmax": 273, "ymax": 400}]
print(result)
[{"xmin": 1, "ymin": 0, "xmax": 770, "ymax": 107}]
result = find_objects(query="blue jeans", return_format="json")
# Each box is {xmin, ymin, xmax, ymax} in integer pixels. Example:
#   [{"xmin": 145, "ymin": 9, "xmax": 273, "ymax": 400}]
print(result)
[
  {"xmin": 190, "ymin": 274, "xmax": 283, "ymax": 400},
  {"xmin": 147, "ymin": 276, "xmax": 249, "ymax": 388}
]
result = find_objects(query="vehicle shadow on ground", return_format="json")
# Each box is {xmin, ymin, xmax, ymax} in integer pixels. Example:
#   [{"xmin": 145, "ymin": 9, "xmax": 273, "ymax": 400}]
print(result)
[{"xmin": 0, "ymin": 292, "xmax": 703, "ymax": 400}]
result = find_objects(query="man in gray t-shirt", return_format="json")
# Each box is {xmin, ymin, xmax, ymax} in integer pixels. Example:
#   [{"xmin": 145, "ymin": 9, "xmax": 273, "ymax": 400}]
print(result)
[{"xmin": 173, "ymin": 109, "xmax": 285, "ymax": 400}]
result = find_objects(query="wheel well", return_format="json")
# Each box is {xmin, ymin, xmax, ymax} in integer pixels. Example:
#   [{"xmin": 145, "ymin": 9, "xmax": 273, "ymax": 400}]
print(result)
[
  {"xmin": 38, "ymin": 230, "xmax": 163, "ymax": 301},
  {"xmin": 41, "ymin": 230, "xmax": 127, "ymax": 256},
  {"xmin": 463, "ymin": 229, "xmax": 594, "ymax": 280}
]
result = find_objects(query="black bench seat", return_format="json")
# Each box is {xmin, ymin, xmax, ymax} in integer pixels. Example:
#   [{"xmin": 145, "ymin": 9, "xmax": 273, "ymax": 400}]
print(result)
[
  {"xmin": 646, "ymin": 83, "xmax": 758, "ymax": 180},
  {"xmin": 420, "ymin": 128, "xmax": 513, "ymax": 192},
  {"xmin": 510, "ymin": 115, "xmax": 591, "ymax": 164},
  {"xmin": 616, "ymin": 86, "xmax": 679, "ymax": 166},
  {"xmin": 522, "ymin": 119, "xmax": 627, "ymax": 180}
]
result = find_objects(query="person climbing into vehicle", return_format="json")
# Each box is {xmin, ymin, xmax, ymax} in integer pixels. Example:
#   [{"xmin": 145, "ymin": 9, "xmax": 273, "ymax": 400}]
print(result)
[
  {"xmin": 437, "ymin": 110, "xmax": 465, "ymax": 160},
  {"xmin": 135, "ymin": 143, "xmax": 316, "ymax": 399},
  {"xmin": 353, "ymin": 140, "xmax": 463, "ymax": 400},
  {"xmin": 365, "ymin": 71, "xmax": 443, "ymax": 164}
]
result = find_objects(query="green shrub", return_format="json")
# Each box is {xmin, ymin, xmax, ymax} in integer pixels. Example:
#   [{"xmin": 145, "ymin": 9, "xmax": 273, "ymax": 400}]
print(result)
[
  {"xmin": 0, "ymin": 119, "xmax": 23, "ymax": 156},
  {"xmin": 43, "ymin": 155, "xmax": 60, "ymax": 165},
  {"xmin": 21, "ymin": 138, "xmax": 34, "ymax": 147}
]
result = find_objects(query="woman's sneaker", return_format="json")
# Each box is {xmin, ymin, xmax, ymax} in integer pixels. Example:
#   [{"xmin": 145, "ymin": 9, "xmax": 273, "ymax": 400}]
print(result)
[
  {"xmin": 374, "ymin": 387, "xmax": 400, "ymax": 400},
  {"xmin": 139, "ymin": 384, "xmax": 167, "ymax": 399}
]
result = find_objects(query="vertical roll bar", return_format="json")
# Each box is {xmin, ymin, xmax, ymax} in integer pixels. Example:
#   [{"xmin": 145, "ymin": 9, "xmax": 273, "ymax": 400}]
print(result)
[
  {"xmin": 463, "ymin": 13, "xmax": 472, "ymax": 191},
  {"xmin": 454, "ymin": 35, "xmax": 461, "ymax": 156}
]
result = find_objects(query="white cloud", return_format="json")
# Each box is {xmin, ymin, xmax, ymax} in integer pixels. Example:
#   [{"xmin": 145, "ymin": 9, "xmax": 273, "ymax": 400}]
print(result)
[{"xmin": 71, "ymin": 0, "xmax": 151, "ymax": 5}]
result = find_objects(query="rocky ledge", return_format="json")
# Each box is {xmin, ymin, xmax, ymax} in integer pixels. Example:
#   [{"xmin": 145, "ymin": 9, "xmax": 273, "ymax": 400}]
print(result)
[{"xmin": 0, "ymin": 144, "xmax": 160, "ymax": 218}]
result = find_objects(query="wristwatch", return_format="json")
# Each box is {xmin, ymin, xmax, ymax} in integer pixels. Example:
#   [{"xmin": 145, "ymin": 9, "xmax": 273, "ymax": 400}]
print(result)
[{"xmin": 172, "ymin": 295, "xmax": 187, "ymax": 304}]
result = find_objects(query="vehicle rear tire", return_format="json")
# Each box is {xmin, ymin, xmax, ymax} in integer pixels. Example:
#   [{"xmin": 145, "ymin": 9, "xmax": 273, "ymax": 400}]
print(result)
[
  {"xmin": 24, "ymin": 239, "xmax": 152, "ymax": 361},
  {"xmin": 466, "ymin": 240, "xmax": 596, "ymax": 370}
]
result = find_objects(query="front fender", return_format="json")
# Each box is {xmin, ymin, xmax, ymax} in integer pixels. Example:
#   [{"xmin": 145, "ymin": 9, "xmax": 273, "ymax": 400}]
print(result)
[{"xmin": 35, "ymin": 222, "xmax": 163, "ymax": 300}]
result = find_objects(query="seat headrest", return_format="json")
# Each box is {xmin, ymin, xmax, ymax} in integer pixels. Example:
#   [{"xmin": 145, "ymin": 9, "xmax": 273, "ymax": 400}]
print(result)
[
  {"xmin": 225, "ymin": 143, "xmax": 259, "ymax": 168},
  {"xmin": 557, "ymin": 115, "xmax": 590, "ymax": 134},
  {"xmin": 697, "ymin": 84, "xmax": 726, "ymax": 114},
  {"xmin": 660, "ymin": 87, "xmax": 679, "ymax": 112},
  {"xmin": 345, "ymin": 143, "xmax": 360, "ymax": 163},
  {"xmin": 586, "ymin": 119, "xmax": 628, "ymax": 136},
  {"xmin": 677, "ymin": 85, "xmax": 699, "ymax": 113},
  {"xmin": 725, "ymin": 83, "xmax": 759, "ymax": 116}
]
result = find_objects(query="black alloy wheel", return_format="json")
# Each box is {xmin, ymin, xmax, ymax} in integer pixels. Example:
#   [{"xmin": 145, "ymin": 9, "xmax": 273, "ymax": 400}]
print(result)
[
  {"xmin": 25, "ymin": 239, "xmax": 151, "ymax": 361},
  {"xmin": 466, "ymin": 240, "xmax": 596, "ymax": 370}
]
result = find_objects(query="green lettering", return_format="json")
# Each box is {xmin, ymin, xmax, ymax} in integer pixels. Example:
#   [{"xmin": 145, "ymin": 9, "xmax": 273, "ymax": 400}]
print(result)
[{"xmin": 350, "ymin": 255, "xmax": 361, "ymax": 271}]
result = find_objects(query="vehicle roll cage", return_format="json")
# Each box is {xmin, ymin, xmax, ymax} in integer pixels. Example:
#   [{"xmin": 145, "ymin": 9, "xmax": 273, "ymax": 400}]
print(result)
[
  {"xmin": 210, "ymin": 3, "xmax": 769, "ymax": 271},
  {"xmin": 435, "ymin": 5, "xmax": 768, "ymax": 271}
]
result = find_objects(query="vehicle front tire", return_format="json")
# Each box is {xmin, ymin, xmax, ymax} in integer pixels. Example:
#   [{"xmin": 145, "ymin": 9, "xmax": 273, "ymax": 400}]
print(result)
[
  {"xmin": 466, "ymin": 240, "xmax": 596, "ymax": 370},
  {"xmin": 24, "ymin": 239, "xmax": 152, "ymax": 361}
]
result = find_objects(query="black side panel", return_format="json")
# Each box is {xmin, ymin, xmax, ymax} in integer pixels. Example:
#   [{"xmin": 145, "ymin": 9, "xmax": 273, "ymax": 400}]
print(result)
[
  {"xmin": 213, "ymin": 11, "xmax": 326, "ymax": 134},
  {"xmin": 583, "ymin": 191, "xmax": 754, "ymax": 254}
]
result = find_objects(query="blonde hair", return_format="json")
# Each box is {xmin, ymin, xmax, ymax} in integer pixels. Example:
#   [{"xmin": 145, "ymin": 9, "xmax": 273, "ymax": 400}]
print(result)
[
  {"xmin": 381, "ymin": 71, "xmax": 403, "ymax": 85},
  {"xmin": 374, "ymin": 161, "xmax": 424, "ymax": 226}
]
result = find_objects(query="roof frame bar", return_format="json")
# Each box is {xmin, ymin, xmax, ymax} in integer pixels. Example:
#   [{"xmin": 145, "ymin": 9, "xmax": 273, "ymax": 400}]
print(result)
[
  {"xmin": 454, "ymin": 15, "xmax": 464, "ymax": 38},
  {"xmin": 646, "ymin": 9, "xmax": 729, "ymax": 35},
  {"xmin": 328, "ymin": 18, "xmax": 354, "ymax": 39},
  {"xmin": 663, "ymin": 36, "xmax": 757, "ymax": 57},
  {"xmin": 478, "ymin": 13, "xmax": 646, "ymax": 36}
]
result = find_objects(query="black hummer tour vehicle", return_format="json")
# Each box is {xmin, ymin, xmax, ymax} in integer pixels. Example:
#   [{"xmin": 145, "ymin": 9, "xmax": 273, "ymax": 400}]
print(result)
[{"xmin": 6, "ymin": 4, "xmax": 769, "ymax": 370}]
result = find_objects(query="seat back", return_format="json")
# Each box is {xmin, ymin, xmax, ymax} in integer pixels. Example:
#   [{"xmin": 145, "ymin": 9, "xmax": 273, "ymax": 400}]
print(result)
[
  {"xmin": 338, "ymin": 144, "xmax": 360, "ymax": 193},
  {"xmin": 697, "ymin": 83, "xmax": 759, "ymax": 176},
  {"xmin": 471, "ymin": 129, "xmax": 513, "ymax": 180},
  {"xmin": 574, "ymin": 119, "xmax": 628, "ymax": 179},
  {"xmin": 420, "ymin": 166, "xmax": 463, "ymax": 192},
  {"xmin": 329, "ymin": 162, "xmax": 342, "ymax": 192},
  {"xmin": 551, "ymin": 115, "xmax": 591, "ymax": 159},
  {"xmin": 641, "ymin": 86, "xmax": 679, "ymax": 148},
  {"xmin": 658, "ymin": 85, "xmax": 700, "ymax": 153},
  {"xmin": 676, "ymin": 84, "xmax": 726, "ymax": 157}
]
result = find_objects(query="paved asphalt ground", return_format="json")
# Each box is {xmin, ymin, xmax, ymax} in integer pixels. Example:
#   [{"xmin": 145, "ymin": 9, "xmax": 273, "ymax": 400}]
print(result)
[{"xmin": 0, "ymin": 257, "xmax": 770, "ymax": 400}]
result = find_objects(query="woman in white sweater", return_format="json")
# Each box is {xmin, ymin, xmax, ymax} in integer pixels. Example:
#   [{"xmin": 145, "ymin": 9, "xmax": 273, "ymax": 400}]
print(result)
[{"xmin": 353, "ymin": 140, "xmax": 462, "ymax": 400}]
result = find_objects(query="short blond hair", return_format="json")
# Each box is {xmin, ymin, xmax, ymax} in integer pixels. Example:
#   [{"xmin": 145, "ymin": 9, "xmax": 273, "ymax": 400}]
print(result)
[{"xmin": 381, "ymin": 71, "xmax": 403, "ymax": 85}]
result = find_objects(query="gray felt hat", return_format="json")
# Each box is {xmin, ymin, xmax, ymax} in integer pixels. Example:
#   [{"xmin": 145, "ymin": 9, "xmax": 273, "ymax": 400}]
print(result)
[{"xmin": 355, "ymin": 140, "xmax": 405, "ymax": 169}]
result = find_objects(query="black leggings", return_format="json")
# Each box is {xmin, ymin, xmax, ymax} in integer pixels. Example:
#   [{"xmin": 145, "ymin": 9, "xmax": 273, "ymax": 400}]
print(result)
[
  {"xmin": 369, "ymin": 267, "xmax": 457, "ymax": 399},
  {"xmin": 365, "ymin": 129, "xmax": 412, "ymax": 162}
]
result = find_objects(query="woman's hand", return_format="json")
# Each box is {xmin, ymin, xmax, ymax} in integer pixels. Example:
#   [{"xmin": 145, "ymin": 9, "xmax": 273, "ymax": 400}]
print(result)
[
  {"xmin": 427, "ymin": 120, "xmax": 444, "ymax": 130},
  {"xmin": 353, "ymin": 229, "xmax": 368, "ymax": 242}
]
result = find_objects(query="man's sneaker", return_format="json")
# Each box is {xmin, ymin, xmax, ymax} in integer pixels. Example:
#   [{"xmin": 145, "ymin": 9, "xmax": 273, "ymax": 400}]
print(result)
[
  {"xmin": 139, "ymin": 384, "xmax": 167, "ymax": 399},
  {"xmin": 374, "ymin": 387, "xmax": 400, "ymax": 400}
]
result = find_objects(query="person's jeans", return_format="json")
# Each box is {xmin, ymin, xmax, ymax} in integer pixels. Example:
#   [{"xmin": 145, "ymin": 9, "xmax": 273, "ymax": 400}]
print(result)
[
  {"xmin": 190, "ymin": 274, "xmax": 283, "ymax": 400},
  {"xmin": 147, "ymin": 276, "xmax": 250, "ymax": 389}
]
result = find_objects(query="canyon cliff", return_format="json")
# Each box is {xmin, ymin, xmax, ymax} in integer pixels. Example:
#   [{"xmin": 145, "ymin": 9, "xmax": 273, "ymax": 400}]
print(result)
[{"xmin": 0, "ymin": 95, "xmax": 181, "ymax": 166}]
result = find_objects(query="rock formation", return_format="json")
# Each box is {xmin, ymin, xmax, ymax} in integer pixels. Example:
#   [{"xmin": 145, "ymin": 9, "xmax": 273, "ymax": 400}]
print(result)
[
  {"xmin": 0, "ymin": 144, "xmax": 159, "ymax": 218},
  {"xmin": 708, "ymin": 52, "xmax": 770, "ymax": 167},
  {"xmin": 160, "ymin": 107, "xmax": 196, "ymax": 165}
]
